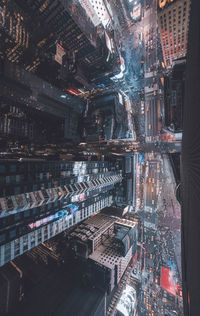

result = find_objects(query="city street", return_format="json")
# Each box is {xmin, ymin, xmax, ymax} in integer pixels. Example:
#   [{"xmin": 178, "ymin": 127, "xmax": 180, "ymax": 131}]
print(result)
[
  {"xmin": 0, "ymin": 0, "xmax": 186, "ymax": 315},
  {"xmin": 111, "ymin": 3, "xmax": 183, "ymax": 313},
  {"xmin": 144, "ymin": 159, "xmax": 160, "ymax": 211},
  {"xmin": 139, "ymin": 150, "xmax": 183, "ymax": 315},
  {"xmin": 158, "ymin": 154, "xmax": 182, "ymax": 277}
]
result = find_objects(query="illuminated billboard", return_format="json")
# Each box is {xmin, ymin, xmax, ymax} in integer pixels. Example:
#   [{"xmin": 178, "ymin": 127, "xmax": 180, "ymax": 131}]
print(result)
[
  {"xmin": 122, "ymin": 206, "xmax": 129, "ymax": 216},
  {"xmin": 105, "ymin": 31, "xmax": 114, "ymax": 53},
  {"xmin": 79, "ymin": 0, "xmax": 100, "ymax": 26},
  {"xmin": 55, "ymin": 43, "xmax": 66, "ymax": 65},
  {"xmin": 161, "ymin": 266, "xmax": 177, "ymax": 296},
  {"xmin": 28, "ymin": 205, "xmax": 79, "ymax": 230},
  {"xmin": 130, "ymin": 3, "xmax": 141, "ymax": 21},
  {"xmin": 65, "ymin": 204, "xmax": 79, "ymax": 213},
  {"xmin": 116, "ymin": 285, "xmax": 136, "ymax": 316}
]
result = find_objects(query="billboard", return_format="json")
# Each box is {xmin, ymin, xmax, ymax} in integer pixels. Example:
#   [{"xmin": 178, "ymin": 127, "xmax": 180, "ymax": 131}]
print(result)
[
  {"xmin": 66, "ymin": 204, "xmax": 79, "ymax": 213},
  {"xmin": 116, "ymin": 285, "xmax": 136, "ymax": 316},
  {"xmin": 79, "ymin": 0, "xmax": 100, "ymax": 26},
  {"xmin": 122, "ymin": 206, "xmax": 129, "ymax": 216},
  {"xmin": 139, "ymin": 153, "xmax": 144, "ymax": 164},
  {"xmin": 105, "ymin": 31, "xmax": 114, "ymax": 53},
  {"xmin": 55, "ymin": 43, "xmax": 66, "ymax": 65},
  {"xmin": 28, "ymin": 204, "xmax": 78, "ymax": 230},
  {"xmin": 114, "ymin": 224, "xmax": 137, "ymax": 257},
  {"xmin": 118, "ymin": 93, "xmax": 123, "ymax": 105},
  {"xmin": 130, "ymin": 3, "xmax": 141, "ymax": 21},
  {"xmin": 161, "ymin": 266, "xmax": 177, "ymax": 296}
]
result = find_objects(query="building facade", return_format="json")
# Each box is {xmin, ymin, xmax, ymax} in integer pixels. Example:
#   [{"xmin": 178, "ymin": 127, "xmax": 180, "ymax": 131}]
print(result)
[
  {"xmin": 0, "ymin": 160, "xmax": 122, "ymax": 267},
  {"xmin": 68, "ymin": 213, "xmax": 138, "ymax": 294},
  {"xmin": 157, "ymin": 0, "xmax": 190, "ymax": 67},
  {"xmin": 0, "ymin": 60, "xmax": 83, "ymax": 143},
  {"xmin": 0, "ymin": 0, "xmax": 120, "ymax": 90},
  {"xmin": 163, "ymin": 61, "xmax": 185, "ymax": 132}
]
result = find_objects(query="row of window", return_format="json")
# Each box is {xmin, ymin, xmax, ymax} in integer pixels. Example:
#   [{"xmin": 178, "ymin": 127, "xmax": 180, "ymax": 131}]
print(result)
[
  {"xmin": 0, "ymin": 174, "xmax": 117, "ymax": 199},
  {"xmin": 0, "ymin": 161, "xmax": 109, "ymax": 174},
  {"xmin": 0, "ymin": 187, "xmax": 113, "ymax": 236},
  {"xmin": 0, "ymin": 174, "xmax": 120, "ymax": 216},
  {"xmin": 0, "ymin": 195, "xmax": 113, "ymax": 266},
  {"xmin": 0, "ymin": 167, "xmax": 110, "ymax": 186}
]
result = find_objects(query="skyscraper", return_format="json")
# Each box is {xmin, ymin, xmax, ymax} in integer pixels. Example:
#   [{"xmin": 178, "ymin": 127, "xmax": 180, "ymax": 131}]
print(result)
[
  {"xmin": 68, "ymin": 213, "xmax": 138, "ymax": 294},
  {"xmin": 0, "ymin": 0, "xmax": 120, "ymax": 90},
  {"xmin": 157, "ymin": 0, "xmax": 190, "ymax": 67},
  {"xmin": 0, "ymin": 160, "xmax": 122, "ymax": 267}
]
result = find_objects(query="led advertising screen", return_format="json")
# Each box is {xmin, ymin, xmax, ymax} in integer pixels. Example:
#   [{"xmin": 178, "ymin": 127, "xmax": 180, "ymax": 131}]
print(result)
[
  {"xmin": 116, "ymin": 285, "xmax": 136, "ymax": 316},
  {"xmin": 161, "ymin": 266, "xmax": 177, "ymax": 296},
  {"xmin": 28, "ymin": 205, "xmax": 79, "ymax": 230},
  {"xmin": 130, "ymin": 3, "xmax": 141, "ymax": 21}
]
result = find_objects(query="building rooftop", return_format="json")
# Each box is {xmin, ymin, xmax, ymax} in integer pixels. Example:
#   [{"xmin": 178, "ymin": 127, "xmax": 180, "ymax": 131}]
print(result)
[{"xmin": 89, "ymin": 243, "xmax": 121, "ymax": 269}]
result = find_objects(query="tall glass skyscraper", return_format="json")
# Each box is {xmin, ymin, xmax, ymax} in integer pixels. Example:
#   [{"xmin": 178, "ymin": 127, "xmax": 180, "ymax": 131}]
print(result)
[{"xmin": 0, "ymin": 160, "xmax": 122, "ymax": 266}]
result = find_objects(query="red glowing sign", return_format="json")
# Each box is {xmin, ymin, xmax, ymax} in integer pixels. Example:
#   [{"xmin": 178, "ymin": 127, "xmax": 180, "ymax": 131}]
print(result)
[
  {"xmin": 65, "ymin": 88, "xmax": 80, "ymax": 96},
  {"xmin": 161, "ymin": 266, "xmax": 177, "ymax": 296},
  {"xmin": 79, "ymin": 193, "xmax": 85, "ymax": 201}
]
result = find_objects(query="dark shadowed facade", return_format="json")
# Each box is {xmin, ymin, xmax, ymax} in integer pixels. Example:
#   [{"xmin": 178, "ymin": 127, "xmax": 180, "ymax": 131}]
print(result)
[{"xmin": 181, "ymin": 0, "xmax": 200, "ymax": 315}]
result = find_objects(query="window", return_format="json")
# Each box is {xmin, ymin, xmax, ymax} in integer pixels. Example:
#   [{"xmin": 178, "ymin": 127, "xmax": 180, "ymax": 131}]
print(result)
[
  {"xmin": 10, "ymin": 165, "xmax": 16, "ymax": 172},
  {"xmin": 30, "ymin": 232, "xmax": 35, "ymax": 246},
  {"xmin": 0, "ymin": 233, "xmax": 5, "ymax": 243},
  {"xmin": 0, "ymin": 165, "xmax": 6, "ymax": 173},
  {"xmin": 14, "ymin": 239, "xmax": 20, "ymax": 256},
  {"xmin": 38, "ymin": 229, "xmax": 42, "ymax": 242},
  {"xmin": 24, "ymin": 210, "xmax": 30, "ymax": 217},
  {"xmin": 5, "ymin": 243, "xmax": 11, "ymax": 261},
  {"xmin": 23, "ymin": 235, "xmax": 28, "ymax": 251},
  {"xmin": 14, "ymin": 213, "xmax": 21, "ymax": 221},
  {"xmin": 5, "ymin": 176, "xmax": 10, "ymax": 184}
]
